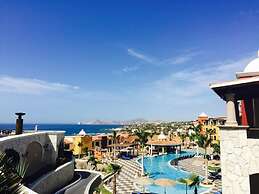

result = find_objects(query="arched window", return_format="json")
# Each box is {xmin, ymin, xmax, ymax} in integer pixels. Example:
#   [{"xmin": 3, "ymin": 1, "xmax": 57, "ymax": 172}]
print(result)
[{"xmin": 25, "ymin": 141, "xmax": 43, "ymax": 177}]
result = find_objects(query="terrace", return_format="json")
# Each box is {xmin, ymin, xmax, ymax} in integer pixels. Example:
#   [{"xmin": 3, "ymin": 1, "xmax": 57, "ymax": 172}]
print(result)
[{"xmin": 0, "ymin": 130, "xmax": 75, "ymax": 193}]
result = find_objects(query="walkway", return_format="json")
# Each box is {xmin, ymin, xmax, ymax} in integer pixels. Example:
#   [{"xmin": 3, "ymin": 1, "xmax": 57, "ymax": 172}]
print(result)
[
  {"xmin": 56, "ymin": 171, "xmax": 100, "ymax": 194},
  {"xmin": 105, "ymin": 159, "xmax": 141, "ymax": 194}
]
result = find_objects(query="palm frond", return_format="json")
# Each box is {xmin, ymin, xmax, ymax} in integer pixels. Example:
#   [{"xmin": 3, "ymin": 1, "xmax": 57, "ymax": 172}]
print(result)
[
  {"xmin": 178, "ymin": 178, "xmax": 188, "ymax": 184},
  {"xmin": 15, "ymin": 159, "xmax": 28, "ymax": 179},
  {"xmin": 0, "ymin": 152, "xmax": 27, "ymax": 194}
]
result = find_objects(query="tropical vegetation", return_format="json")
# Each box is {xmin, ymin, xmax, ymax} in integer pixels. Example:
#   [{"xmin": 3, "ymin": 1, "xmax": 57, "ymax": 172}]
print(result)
[
  {"xmin": 191, "ymin": 124, "xmax": 214, "ymax": 184},
  {"xmin": 178, "ymin": 173, "xmax": 201, "ymax": 194},
  {"xmin": 112, "ymin": 131, "xmax": 117, "ymax": 161},
  {"xmin": 211, "ymin": 141, "xmax": 220, "ymax": 155},
  {"xmin": 105, "ymin": 163, "xmax": 121, "ymax": 194},
  {"xmin": 134, "ymin": 128, "xmax": 150, "ymax": 176},
  {"xmin": 0, "ymin": 152, "xmax": 28, "ymax": 194}
]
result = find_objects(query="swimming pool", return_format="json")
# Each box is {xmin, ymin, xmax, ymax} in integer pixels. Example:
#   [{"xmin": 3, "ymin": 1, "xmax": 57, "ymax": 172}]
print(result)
[{"xmin": 140, "ymin": 152, "xmax": 208, "ymax": 194}]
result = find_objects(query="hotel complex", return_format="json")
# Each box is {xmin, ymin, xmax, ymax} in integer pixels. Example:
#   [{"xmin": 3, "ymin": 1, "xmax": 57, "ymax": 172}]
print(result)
[{"xmin": 2, "ymin": 54, "xmax": 259, "ymax": 194}]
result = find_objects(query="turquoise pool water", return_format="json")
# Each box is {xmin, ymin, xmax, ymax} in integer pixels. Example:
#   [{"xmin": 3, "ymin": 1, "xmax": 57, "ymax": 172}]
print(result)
[{"xmin": 141, "ymin": 152, "xmax": 208, "ymax": 194}]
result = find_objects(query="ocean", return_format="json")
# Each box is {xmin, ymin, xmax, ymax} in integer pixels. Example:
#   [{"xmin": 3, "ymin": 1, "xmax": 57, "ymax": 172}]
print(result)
[{"xmin": 0, "ymin": 124, "xmax": 123, "ymax": 135}]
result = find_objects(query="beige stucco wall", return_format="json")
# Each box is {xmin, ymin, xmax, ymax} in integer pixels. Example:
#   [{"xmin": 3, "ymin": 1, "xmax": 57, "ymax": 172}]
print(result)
[
  {"xmin": 220, "ymin": 126, "xmax": 259, "ymax": 194},
  {"xmin": 0, "ymin": 131, "xmax": 65, "ymax": 177},
  {"xmin": 29, "ymin": 159, "xmax": 74, "ymax": 194}
]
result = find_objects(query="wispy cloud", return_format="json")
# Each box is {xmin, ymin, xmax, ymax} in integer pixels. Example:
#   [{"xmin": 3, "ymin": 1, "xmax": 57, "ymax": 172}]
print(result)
[
  {"xmin": 0, "ymin": 76, "xmax": 79, "ymax": 95},
  {"xmin": 162, "ymin": 51, "xmax": 202, "ymax": 65},
  {"xmin": 143, "ymin": 54, "xmax": 253, "ymax": 103},
  {"xmin": 121, "ymin": 65, "xmax": 139, "ymax": 73},
  {"xmin": 127, "ymin": 48, "xmax": 200, "ymax": 65},
  {"xmin": 127, "ymin": 48, "xmax": 155, "ymax": 63}
]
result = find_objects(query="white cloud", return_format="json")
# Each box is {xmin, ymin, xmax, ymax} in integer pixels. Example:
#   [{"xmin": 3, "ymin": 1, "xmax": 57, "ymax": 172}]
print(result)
[{"xmin": 0, "ymin": 76, "xmax": 79, "ymax": 95}]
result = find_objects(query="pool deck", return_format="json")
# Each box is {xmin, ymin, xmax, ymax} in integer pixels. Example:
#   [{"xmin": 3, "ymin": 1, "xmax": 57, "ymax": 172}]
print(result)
[
  {"xmin": 176, "ymin": 156, "xmax": 222, "ymax": 194},
  {"xmin": 178, "ymin": 156, "xmax": 206, "ymax": 177}
]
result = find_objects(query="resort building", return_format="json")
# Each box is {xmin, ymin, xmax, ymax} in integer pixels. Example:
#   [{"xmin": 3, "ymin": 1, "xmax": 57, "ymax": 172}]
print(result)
[
  {"xmin": 107, "ymin": 132, "xmax": 139, "ymax": 158},
  {"xmin": 64, "ymin": 129, "xmax": 92, "ymax": 157},
  {"xmin": 197, "ymin": 113, "xmax": 226, "ymax": 143},
  {"xmin": 147, "ymin": 131, "xmax": 181, "ymax": 155},
  {"xmin": 197, "ymin": 112, "xmax": 209, "ymax": 125},
  {"xmin": 92, "ymin": 134, "xmax": 112, "ymax": 149},
  {"xmin": 210, "ymin": 52, "xmax": 259, "ymax": 194}
]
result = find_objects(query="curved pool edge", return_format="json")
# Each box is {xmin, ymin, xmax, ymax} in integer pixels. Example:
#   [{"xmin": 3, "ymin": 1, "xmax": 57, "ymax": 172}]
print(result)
[{"xmin": 141, "ymin": 151, "xmax": 210, "ymax": 194}]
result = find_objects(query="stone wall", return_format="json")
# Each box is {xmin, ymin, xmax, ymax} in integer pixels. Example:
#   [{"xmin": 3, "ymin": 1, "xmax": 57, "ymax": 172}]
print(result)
[
  {"xmin": 0, "ymin": 131, "xmax": 64, "ymax": 177},
  {"xmin": 220, "ymin": 126, "xmax": 259, "ymax": 194},
  {"xmin": 30, "ymin": 159, "xmax": 74, "ymax": 194}
]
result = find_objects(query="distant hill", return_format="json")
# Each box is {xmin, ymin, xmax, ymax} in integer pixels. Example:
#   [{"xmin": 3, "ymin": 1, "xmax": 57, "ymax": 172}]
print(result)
[{"xmin": 81, "ymin": 118, "xmax": 150, "ymax": 125}]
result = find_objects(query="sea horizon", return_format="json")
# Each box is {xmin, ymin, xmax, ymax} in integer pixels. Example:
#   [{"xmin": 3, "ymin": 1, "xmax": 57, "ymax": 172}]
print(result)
[{"xmin": 0, "ymin": 123, "xmax": 123, "ymax": 135}]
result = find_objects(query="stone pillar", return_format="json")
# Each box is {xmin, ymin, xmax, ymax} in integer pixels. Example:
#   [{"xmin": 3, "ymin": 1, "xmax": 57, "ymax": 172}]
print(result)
[
  {"xmin": 225, "ymin": 93, "xmax": 238, "ymax": 126},
  {"xmin": 220, "ymin": 125, "xmax": 250, "ymax": 194}
]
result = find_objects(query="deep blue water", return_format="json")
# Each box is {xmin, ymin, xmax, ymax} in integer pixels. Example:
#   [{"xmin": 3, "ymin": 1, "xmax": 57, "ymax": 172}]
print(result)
[
  {"xmin": 0, "ymin": 124, "xmax": 122, "ymax": 135},
  {"xmin": 141, "ymin": 152, "xmax": 208, "ymax": 194}
]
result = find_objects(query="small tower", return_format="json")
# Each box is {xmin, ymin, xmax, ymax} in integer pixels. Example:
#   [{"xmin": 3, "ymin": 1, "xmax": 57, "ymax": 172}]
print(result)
[{"xmin": 15, "ymin": 112, "xmax": 25, "ymax": 135}]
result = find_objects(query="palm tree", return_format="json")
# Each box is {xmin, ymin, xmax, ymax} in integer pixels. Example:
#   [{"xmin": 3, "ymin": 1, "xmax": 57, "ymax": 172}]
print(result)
[
  {"xmin": 82, "ymin": 147, "xmax": 89, "ymax": 157},
  {"xmin": 188, "ymin": 133, "xmax": 196, "ymax": 149},
  {"xmin": 178, "ymin": 177, "xmax": 189, "ymax": 194},
  {"xmin": 178, "ymin": 173, "xmax": 200, "ymax": 194},
  {"xmin": 106, "ymin": 163, "xmax": 121, "ymax": 194},
  {"xmin": 188, "ymin": 174, "xmax": 200, "ymax": 194},
  {"xmin": 77, "ymin": 142, "xmax": 83, "ymax": 158},
  {"xmin": 195, "ymin": 129, "xmax": 213, "ymax": 183},
  {"xmin": 112, "ymin": 131, "xmax": 117, "ymax": 161},
  {"xmin": 87, "ymin": 155, "xmax": 97, "ymax": 170},
  {"xmin": 134, "ymin": 128, "xmax": 150, "ymax": 176},
  {"xmin": 0, "ymin": 152, "xmax": 28, "ymax": 194},
  {"xmin": 211, "ymin": 141, "xmax": 220, "ymax": 155},
  {"xmin": 179, "ymin": 133, "xmax": 187, "ymax": 148}
]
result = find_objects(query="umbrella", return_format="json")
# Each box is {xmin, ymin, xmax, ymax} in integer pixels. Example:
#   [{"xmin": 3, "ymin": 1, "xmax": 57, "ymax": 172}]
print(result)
[
  {"xmin": 134, "ymin": 176, "xmax": 153, "ymax": 192},
  {"xmin": 154, "ymin": 178, "xmax": 176, "ymax": 194}
]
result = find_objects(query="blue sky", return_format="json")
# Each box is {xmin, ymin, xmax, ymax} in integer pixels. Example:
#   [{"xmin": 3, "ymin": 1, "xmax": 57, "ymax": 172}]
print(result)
[{"xmin": 1, "ymin": 1, "xmax": 259, "ymax": 123}]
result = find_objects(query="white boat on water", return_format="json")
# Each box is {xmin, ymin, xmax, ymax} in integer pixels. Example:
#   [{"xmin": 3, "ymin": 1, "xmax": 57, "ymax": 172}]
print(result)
[{"xmin": 34, "ymin": 124, "xmax": 38, "ymax": 132}]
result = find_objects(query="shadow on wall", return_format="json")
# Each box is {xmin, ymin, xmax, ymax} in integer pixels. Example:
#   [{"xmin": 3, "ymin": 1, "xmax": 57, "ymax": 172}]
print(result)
[{"xmin": 0, "ymin": 132, "xmax": 65, "ymax": 184}]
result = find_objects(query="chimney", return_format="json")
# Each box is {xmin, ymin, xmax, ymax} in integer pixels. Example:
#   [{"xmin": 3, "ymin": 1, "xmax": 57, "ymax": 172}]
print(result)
[{"xmin": 15, "ymin": 112, "xmax": 25, "ymax": 135}]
